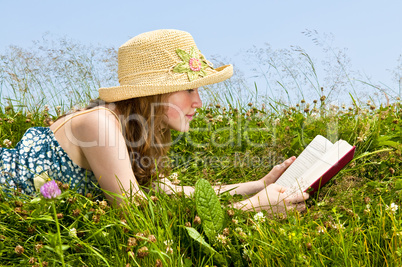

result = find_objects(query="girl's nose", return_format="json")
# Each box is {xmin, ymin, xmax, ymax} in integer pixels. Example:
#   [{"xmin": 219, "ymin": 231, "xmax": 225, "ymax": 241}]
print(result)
[{"xmin": 192, "ymin": 89, "xmax": 202, "ymax": 108}]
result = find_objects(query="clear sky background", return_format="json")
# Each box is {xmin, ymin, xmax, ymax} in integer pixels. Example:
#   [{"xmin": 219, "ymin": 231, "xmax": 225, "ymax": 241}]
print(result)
[{"xmin": 1, "ymin": 0, "xmax": 402, "ymax": 102}]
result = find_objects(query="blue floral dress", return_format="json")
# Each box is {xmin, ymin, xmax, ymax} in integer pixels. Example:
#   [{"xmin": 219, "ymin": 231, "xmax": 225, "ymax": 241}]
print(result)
[{"xmin": 0, "ymin": 127, "xmax": 102, "ymax": 196}]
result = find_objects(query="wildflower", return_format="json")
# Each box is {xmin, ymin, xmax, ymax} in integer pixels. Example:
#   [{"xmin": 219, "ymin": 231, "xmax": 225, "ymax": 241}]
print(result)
[
  {"xmin": 61, "ymin": 183, "xmax": 69, "ymax": 190},
  {"xmin": 216, "ymin": 234, "xmax": 228, "ymax": 245},
  {"xmin": 288, "ymin": 232, "xmax": 296, "ymax": 239},
  {"xmin": 386, "ymin": 203, "xmax": 398, "ymax": 214},
  {"xmin": 193, "ymin": 215, "xmax": 201, "ymax": 225},
  {"xmin": 164, "ymin": 240, "xmax": 173, "ymax": 254},
  {"xmin": 222, "ymin": 228, "xmax": 230, "ymax": 236},
  {"xmin": 317, "ymin": 226, "xmax": 325, "ymax": 234},
  {"xmin": 148, "ymin": 234, "xmax": 157, "ymax": 243},
  {"xmin": 227, "ymin": 209, "xmax": 235, "ymax": 217},
  {"xmin": 34, "ymin": 243, "xmax": 43, "ymax": 252},
  {"xmin": 248, "ymin": 102, "xmax": 253, "ymax": 107},
  {"xmin": 253, "ymin": 212, "xmax": 266, "ymax": 223},
  {"xmin": 185, "ymin": 222, "xmax": 191, "ymax": 227},
  {"xmin": 169, "ymin": 172, "xmax": 180, "ymax": 185},
  {"xmin": 92, "ymin": 214, "xmax": 101, "ymax": 223},
  {"xmin": 98, "ymin": 200, "xmax": 108, "ymax": 209},
  {"xmin": 69, "ymin": 228, "xmax": 77, "ymax": 238},
  {"xmin": 333, "ymin": 221, "xmax": 345, "ymax": 230},
  {"xmin": 40, "ymin": 180, "xmax": 61, "ymax": 199},
  {"xmin": 155, "ymin": 259, "xmax": 163, "ymax": 267},
  {"xmin": 15, "ymin": 245, "xmax": 24, "ymax": 255},
  {"xmin": 29, "ymin": 257, "xmax": 36, "ymax": 264},
  {"xmin": 364, "ymin": 204, "xmax": 371, "ymax": 214},
  {"xmin": 127, "ymin": 237, "xmax": 137, "ymax": 247},
  {"xmin": 3, "ymin": 139, "xmax": 12, "ymax": 148},
  {"xmin": 72, "ymin": 209, "xmax": 81, "ymax": 217},
  {"xmin": 320, "ymin": 95, "xmax": 326, "ymax": 102}
]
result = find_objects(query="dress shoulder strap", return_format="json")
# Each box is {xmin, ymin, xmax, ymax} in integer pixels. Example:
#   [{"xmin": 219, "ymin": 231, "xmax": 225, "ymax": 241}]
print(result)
[{"xmin": 53, "ymin": 107, "xmax": 122, "ymax": 134}]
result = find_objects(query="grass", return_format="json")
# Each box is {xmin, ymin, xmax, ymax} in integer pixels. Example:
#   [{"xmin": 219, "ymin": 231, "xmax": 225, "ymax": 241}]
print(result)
[
  {"xmin": 0, "ymin": 37, "xmax": 401, "ymax": 266},
  {"xmin": 0, "ymin": 95, "xmax": 401, "ymax": 266}
]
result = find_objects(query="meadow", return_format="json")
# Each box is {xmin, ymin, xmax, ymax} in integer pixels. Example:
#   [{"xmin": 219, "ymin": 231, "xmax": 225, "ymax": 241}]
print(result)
[{"xmin": 0, "ymin": 38, "xmax": 401, "ymax": 266}]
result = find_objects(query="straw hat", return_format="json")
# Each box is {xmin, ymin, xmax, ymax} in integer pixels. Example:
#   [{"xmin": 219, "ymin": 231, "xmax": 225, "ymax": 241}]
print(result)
[{"xmin": 98, "ymin": 29, "xmax": 233, "ymax": 102}]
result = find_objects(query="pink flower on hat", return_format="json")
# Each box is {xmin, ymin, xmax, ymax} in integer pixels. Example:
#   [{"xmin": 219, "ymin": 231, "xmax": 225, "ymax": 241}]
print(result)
[
  {"xmin": 189, "ymin": 58, "xmax": 201, "ymax": 72},
  {"xmin": 173, "ymin": 47, "xmax": 210, "ymax": 82}
]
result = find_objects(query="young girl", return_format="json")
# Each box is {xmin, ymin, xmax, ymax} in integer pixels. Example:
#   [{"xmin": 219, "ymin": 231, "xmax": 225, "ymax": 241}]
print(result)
[{"xmin": 0, "ymin": 29, "xmax": 308, "ymax": 213}]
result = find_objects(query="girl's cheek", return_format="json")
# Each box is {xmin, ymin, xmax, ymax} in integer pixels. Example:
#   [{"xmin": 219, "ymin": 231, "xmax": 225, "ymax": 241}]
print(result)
[{"xmin": 165, "ymin": 108, "xmax": 180, "ymax": 120}]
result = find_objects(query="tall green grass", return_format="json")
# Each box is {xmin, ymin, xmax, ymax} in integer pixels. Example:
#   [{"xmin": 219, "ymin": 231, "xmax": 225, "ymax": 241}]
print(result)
[{"xmin": 0, "ymin": 37, "xmax": 401, "ymax": 266}]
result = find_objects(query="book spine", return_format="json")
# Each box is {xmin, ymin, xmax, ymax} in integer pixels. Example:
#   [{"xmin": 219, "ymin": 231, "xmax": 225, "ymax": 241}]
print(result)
[{"xmin": 307, "ymin": 146, "xmax": 356, "ymax": 194}]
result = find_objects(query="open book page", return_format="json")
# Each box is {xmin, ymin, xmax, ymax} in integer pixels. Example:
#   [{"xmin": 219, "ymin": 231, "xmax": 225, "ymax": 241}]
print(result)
[
  {"xmin": 275, "ymin": 135, "xmax": 334, "ymax": 189},
  {"xmin": 284, "ymin": 140, "xmax": 353, "ymax": 194}
]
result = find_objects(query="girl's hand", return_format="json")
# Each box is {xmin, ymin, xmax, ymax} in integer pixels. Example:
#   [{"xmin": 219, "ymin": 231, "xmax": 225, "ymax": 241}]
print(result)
[
  {"xmin": 259, "ymin": 156, "xmax": 296, "ymax": 186},
  {"xmin": 235, "ymin": 183, "xmax": 309, "ymax": 214}
]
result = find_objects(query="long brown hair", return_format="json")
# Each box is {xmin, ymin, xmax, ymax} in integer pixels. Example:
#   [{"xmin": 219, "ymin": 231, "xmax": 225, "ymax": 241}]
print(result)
[{"xmin": 59, "ymin": 94, "xmax": 172, "ymax": 186}]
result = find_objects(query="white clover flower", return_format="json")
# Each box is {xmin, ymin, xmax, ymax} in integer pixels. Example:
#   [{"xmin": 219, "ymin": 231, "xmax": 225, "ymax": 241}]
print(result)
[
  {"xmin": 216, "ymin": 234, "xmax": 227, "ymax": 245},
  {"xmin": 69, "ymin": 228, "xmax": 77, "ymax": 238},
  {"xmin": 169, "ymin": 173, "xmax": 178, "ymax": 180},
  {"xmin": 333, "ymin": 221, "xmax": 345, "ymax": 230},
  {"xmin": 386, "ymin": 203, "xmax": 398, "ymax": 214},
  {"xmin": 163, "ymin": 239, "xmax": 173, "ymax": 246},
  {"xmin": 253, "ymin": 212, "xmax": 266, "ymax": 223},
  {"xmin": 235, "ymin": 227, "xmax": 243, "ymax": 233},
  {"xmin": 164, "ymin": 239, "xmax": 173, "ymax": 254}
]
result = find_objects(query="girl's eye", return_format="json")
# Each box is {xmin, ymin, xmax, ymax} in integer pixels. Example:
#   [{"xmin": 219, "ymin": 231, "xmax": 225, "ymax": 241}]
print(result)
[{"xmin": 187, "ymin": 89, "xmax": 195, "ymax": 93}]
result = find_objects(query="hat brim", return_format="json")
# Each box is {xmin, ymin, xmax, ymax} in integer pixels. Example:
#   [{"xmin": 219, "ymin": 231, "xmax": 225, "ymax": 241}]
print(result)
[{"xmin": 98, "ymin": 65, "xmax": 233, "ymax": 102}]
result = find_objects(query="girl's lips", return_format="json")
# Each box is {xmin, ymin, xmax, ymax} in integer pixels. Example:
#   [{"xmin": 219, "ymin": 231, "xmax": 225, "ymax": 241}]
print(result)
[{"xmin": 186, "ymin": 114, "xmax": 195, "ymax": 121}]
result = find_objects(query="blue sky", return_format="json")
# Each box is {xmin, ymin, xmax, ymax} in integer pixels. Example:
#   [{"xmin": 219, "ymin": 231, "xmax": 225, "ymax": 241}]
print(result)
[{"xmin": 1, "ymin": 0, "xmax": 402, "ymax": 101}]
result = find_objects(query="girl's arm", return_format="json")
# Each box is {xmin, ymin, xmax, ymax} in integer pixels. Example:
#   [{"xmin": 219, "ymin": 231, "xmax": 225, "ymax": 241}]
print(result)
[
  {"xmin": 75, "ymin": 110, "xmax": 145, "ymax": 204},
  {"xmin": 155, "ymin": 156, "xmax": 297, "ymax": 196}
]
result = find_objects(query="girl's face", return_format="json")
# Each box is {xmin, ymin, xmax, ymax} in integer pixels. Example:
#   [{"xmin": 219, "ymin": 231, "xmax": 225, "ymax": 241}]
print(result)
[{"xmin": 164, "ymin": 88, "xmax": 202, "ymax": 132}]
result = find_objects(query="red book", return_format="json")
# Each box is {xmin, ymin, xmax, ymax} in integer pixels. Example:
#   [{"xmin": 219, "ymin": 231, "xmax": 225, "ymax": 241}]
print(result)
[{"xmin": 275, "ymin": 135, "xmax": 356, "ymax": 194}]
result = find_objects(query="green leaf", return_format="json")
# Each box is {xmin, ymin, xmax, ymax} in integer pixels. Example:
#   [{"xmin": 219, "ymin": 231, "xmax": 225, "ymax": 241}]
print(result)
[
  {"xmin": 195, "ymin": 179, "xmax": 225, "ymax": 242},
  {"xmin": 176, "ymin": 48, "xmax": 191, "ymax": 62},
  {"xmin": 187, "ymin": 71, "xmax": 199, "ymax": 82},
  {"xmin": 185, "ymin": 227, "xmax": 227, "ymax": 265},
  {"xmin": 173, "ymin": 62, "xmax": 189, "ymax": 73},
  {"xmin": 185, "ymin": 227, "xmax": 217, "ymax": 253},
  {"xmin": 189, "ymin": 47, "xmax": 198, "ymax": 59}
]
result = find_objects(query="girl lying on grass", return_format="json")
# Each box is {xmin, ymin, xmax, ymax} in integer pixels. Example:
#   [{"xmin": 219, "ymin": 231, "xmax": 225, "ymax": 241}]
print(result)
[{"xmin": 0, "ymin": 29, "xmax": 308, "ymax": 214}]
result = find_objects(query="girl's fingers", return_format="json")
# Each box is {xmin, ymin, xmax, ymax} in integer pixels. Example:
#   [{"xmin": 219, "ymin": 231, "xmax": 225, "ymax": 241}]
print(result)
[
  {"xmin": 271, "ymin": 156, "xmax": 296, "ymax": 175},
  {"xmin": 269, "ymin": 183, "xmax": 288, "ymax": 193},
  {"xmin": 284, "ymin": 191, "xmax": 309, "ymax": 203}
]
